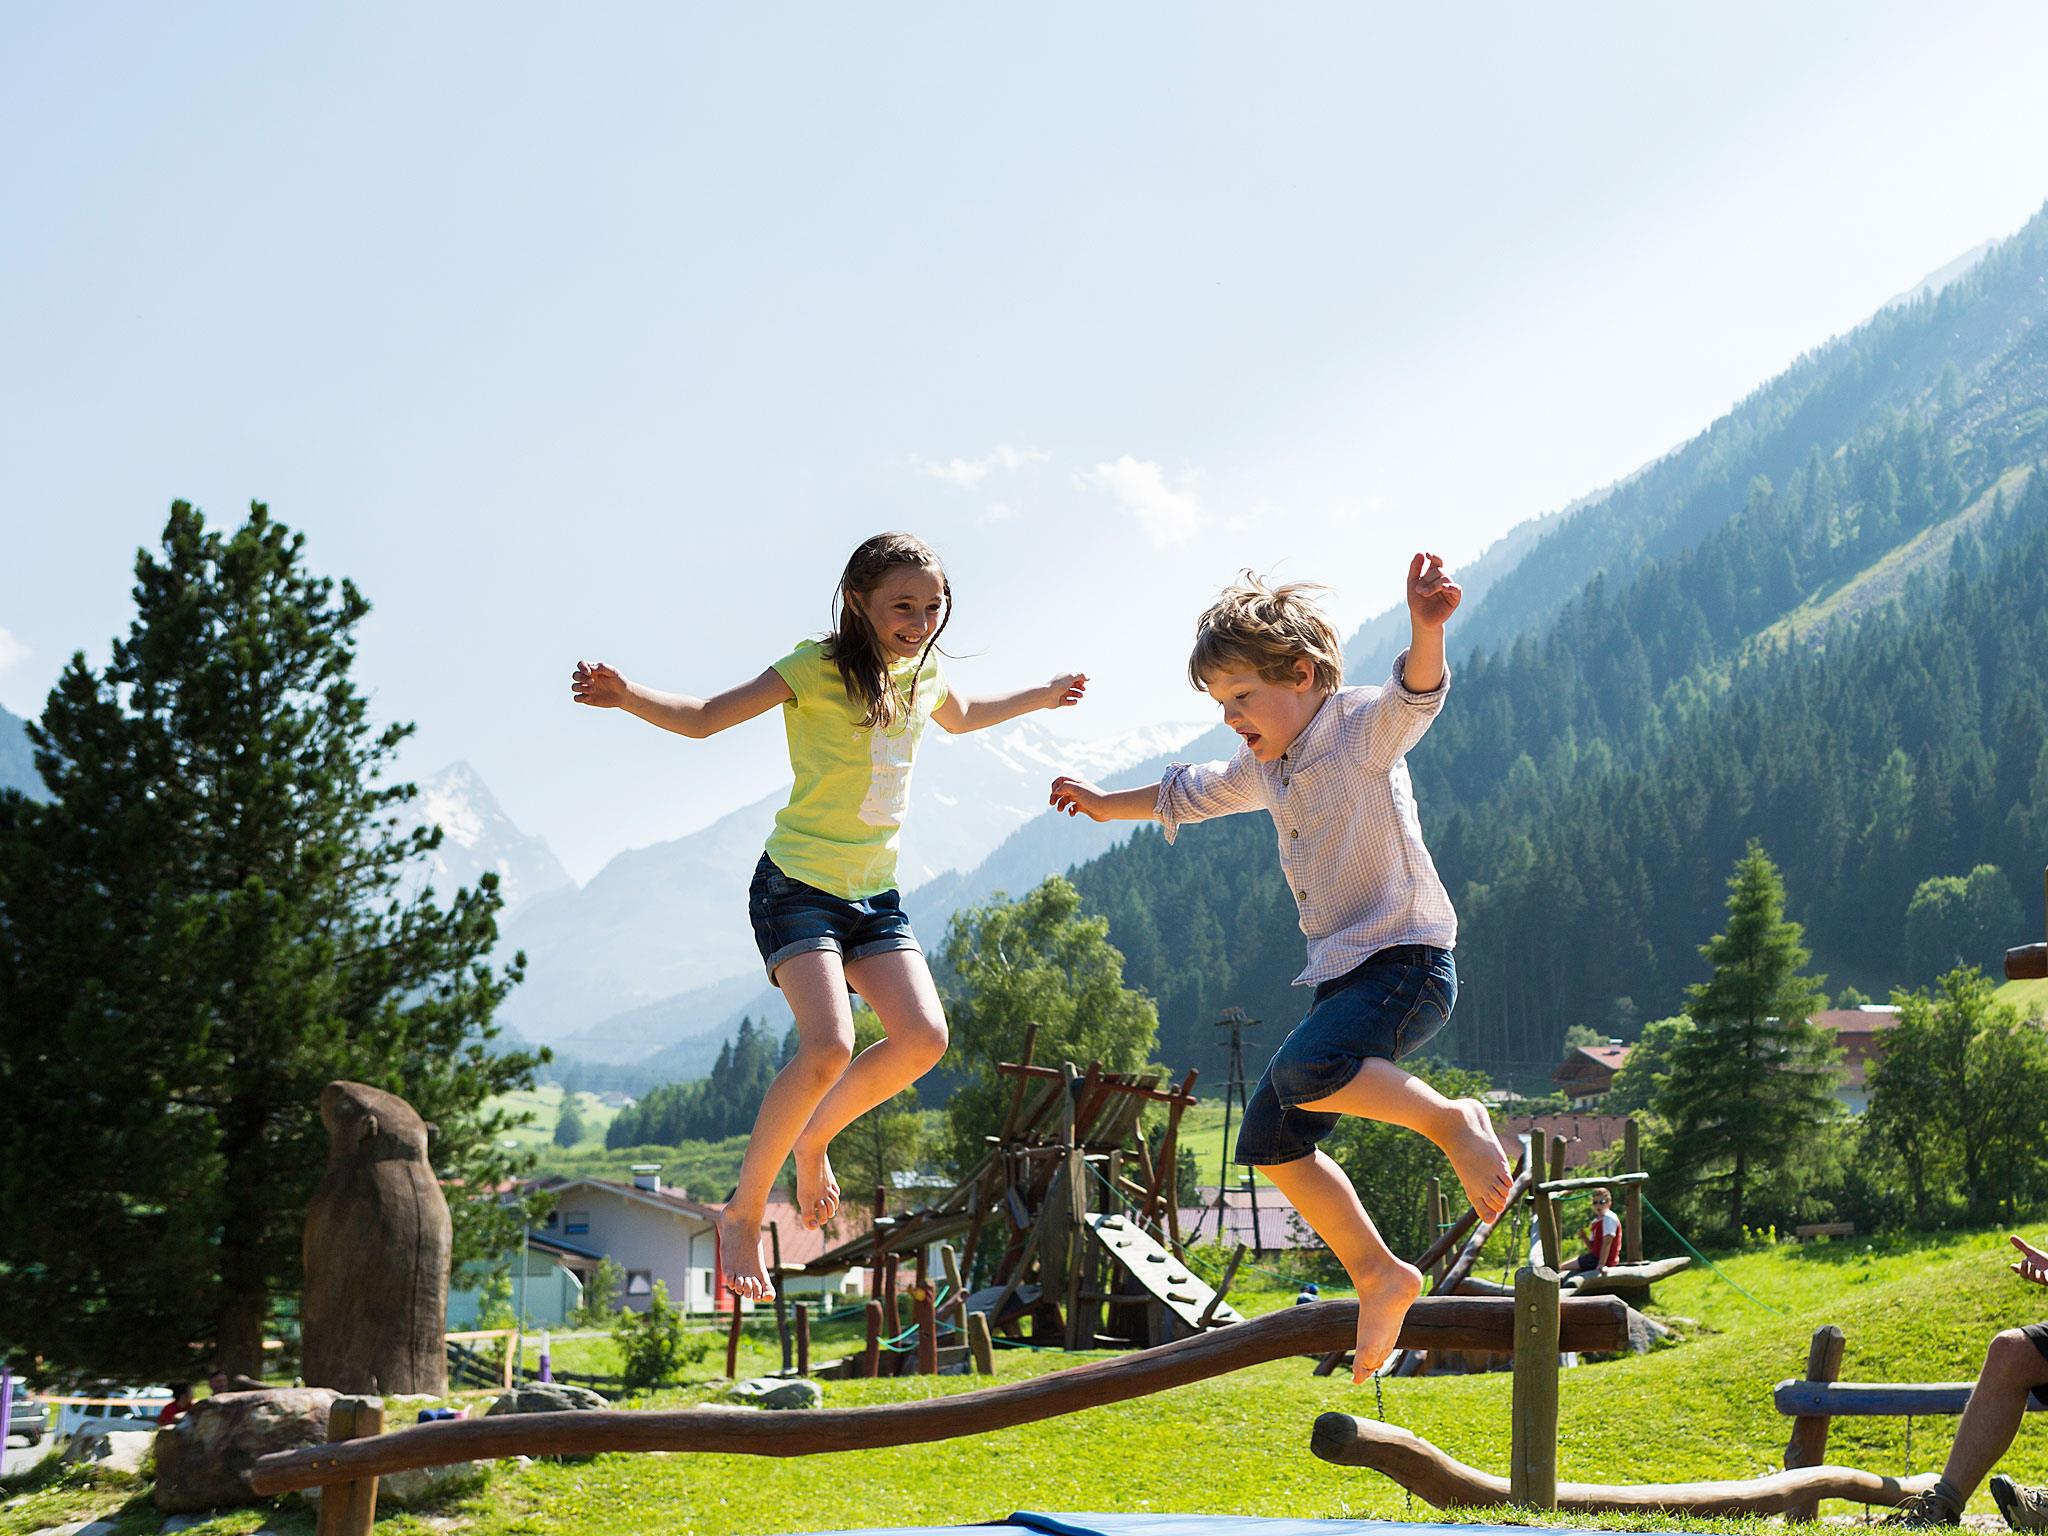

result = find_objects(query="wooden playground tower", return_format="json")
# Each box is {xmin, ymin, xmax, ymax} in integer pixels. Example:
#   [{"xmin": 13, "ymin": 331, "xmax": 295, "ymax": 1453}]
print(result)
[{"xmin": 781, "ymin": 1024, "xmax": 1243, "ymax": 1377}]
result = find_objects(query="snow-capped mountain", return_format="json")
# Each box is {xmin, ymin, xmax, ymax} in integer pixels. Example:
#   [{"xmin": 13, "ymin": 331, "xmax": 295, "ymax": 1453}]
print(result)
[
  {"xmin": 397, "ymin": 761, "xmax": 574, "ymax": 918},
  {"xmin": 501, "ymin": 717, "xmax": 1208, "ymax": 1046}
]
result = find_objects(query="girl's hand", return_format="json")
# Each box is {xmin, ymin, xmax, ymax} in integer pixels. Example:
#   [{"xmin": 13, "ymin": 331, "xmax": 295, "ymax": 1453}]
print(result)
[
  {"xmin": 1407, "ymin": 552, "xmax": 1462, "ymax": 629},
  {"xmin": 1049, "ymin": 775, "xmax": 1110, "ymax": 820},
  {"xmin": 1044, "ymin": 673, "xmax": 1088, "ymax": 711},
  {"xmin": 2011, "ymin": 1234, "xmax": 2048, "ymax": 1286},
  {"xmin": 572, "ymin": 660, "xmax": 629, "ymax": 709}
]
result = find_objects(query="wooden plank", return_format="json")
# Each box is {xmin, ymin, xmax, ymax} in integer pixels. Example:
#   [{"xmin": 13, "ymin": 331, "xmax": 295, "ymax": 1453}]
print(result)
[
  {"xmin": 995, "ymin": 1060, "xmax": 1200, "ymax": 1107},
  {"xmin": 1558, "ymin": 1257, "xmax": 1690, "ymax": 1297},
  {"xmin": 1536, "ymin": 1172, "xmax": 1649, "ymax": 1194},
  {"xmin": 1509, "ymin": 1264, "xmax": 1561, "ymax": 1510},
  {"xmin": 967, "ymin": 1311, "xmax": 995, "ymax": 1375},
  {"xmin": 1782, "ymin": 1324, "xmax": 1845, "ymax": 1523},
  {"xmin": 2009, "ymin": 943, "xmax": 2047, "ymax": 981},
  {"xmin": 1197, "ymin": 1243, "xmax": 1247, "ymax": 1328},
  {"xmin": 249, "ymin": 1296, "xmax": 1629, "ymax": 1492},
  {"xmin": 1772, "ymin": 1380, "xmax": 2041, "ymax": 1417}
]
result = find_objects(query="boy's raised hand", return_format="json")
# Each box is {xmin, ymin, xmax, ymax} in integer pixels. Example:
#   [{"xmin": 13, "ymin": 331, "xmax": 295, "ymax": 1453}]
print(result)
[
  {"xmin": 1044, "ymin": 673, "xmax": 1089, "ymax": 710},
  {"xmin": 1049, "ymin": 775, "xmax": 1110, "ymax": 821},
  {"xmin": 1407, "ymin": 551, "xmax": 1462, "ymax": 629},
  {"xmin": 2011, "ymin": 1234, "xmax": 2048, "ymax": 1286},
  {"xmin": 572, "ymin": 660, "xmax": 629, "ymax": 709}
]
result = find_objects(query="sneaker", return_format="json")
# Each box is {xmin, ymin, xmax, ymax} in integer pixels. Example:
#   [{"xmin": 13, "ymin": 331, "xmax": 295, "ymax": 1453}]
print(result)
[
  {"xmin": 1884, "ymin": 1489, "xmax": 1962, "ymax": 1527},
  {"xmin": 1992, "ymin": 1474, "xmax": 2048, "ymax": 1531}
]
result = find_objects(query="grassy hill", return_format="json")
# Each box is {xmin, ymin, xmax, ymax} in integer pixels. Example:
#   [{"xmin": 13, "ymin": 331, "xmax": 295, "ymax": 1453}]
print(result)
[{"xmin": 493, "ymin": 1084, "xmax": 620, "ymax": 1150}]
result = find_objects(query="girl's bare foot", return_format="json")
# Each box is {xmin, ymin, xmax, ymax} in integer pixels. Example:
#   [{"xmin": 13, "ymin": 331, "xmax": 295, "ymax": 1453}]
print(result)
[
  {"xmin": 718, "ymin": 1208, "xmax": 773, "ymax": 1300},
  {"xmin": 1352, "ymin": 1259, "xmax": 1424, "ymax": 1382},
  {"xmin": 793, "ymin": 1137, "xmax": 841, "ymax": 1230},
  {"xmin": 1444, "ymin": 1098, "xmax": 1514, "ymax": 1222}
]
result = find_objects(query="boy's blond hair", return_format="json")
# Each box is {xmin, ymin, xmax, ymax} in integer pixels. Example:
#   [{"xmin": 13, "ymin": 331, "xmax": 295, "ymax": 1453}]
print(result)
[{"xmin": 1188, "ymin": 572, "xmax": 1345, "ymax": 694}]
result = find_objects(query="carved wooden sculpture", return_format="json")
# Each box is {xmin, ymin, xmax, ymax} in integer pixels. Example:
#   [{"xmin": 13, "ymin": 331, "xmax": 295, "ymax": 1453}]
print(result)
[{"xmin": 300, "ymin": 1081, "xmax": 452, "ymax": 1394}]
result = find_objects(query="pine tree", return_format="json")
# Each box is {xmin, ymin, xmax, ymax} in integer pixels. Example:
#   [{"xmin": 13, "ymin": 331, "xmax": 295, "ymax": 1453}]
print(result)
[
  {"xmin": 0, "ymin": 502, "xmax": 543, "ymax": 1377},
  {"xmin": 1654, "ymin": 842, "xmax": 1840, "ymax": 1234},
  {"xmin": 555, "ymin": 1096, "xmax": 589, "ymax": 1149}
]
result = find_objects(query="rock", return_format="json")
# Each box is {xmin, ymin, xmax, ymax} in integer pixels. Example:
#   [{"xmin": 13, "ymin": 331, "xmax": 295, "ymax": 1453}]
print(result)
[
  {"xmin": 484, "ymin": 1383, "xmax": 609, "ymax": 1416},
  {"xmin": 58, "ymin": 1427, "xmax": 154, "ymax": 1476},
  {"xmin": 1624, "ymin": 1305, "xmax": 1675, "ymax": 1354},
  {"xmin": 725, "ymin": 1377, "xmax": 822, "ymax": 1411},
  {"xmin": 376, "ymin": 1460, "xmax": 488, "ymax": 1510},
  {"xmin": 151, "ymin": 1387, "xmax": 339, "ymax": 1513}
]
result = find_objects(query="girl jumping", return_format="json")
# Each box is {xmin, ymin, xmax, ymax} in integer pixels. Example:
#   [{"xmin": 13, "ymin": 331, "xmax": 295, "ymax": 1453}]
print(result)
[{"xmin": 572, "ymin": 531, "xmax": 1085, "ymax": 1299}]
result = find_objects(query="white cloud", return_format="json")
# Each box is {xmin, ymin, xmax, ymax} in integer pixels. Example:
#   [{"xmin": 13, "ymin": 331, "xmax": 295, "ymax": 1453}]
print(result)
[
  {"xmin": 981, "ymin": 501, "xmax": 1018, "ymax": 524},
  {"xmin": 0, "ymin": 627, "xmax": 28, "ymax": 676},
  {"xmin": 1081, "ymin": 457, "xmax": 1200, "ymax": 547},
  {"xmin": 914, "ymin": 443, "xmax": 1050, "ymax": 489}
]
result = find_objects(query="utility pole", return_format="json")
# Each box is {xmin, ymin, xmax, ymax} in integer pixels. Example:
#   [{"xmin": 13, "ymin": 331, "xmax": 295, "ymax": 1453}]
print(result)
[{"xmin": 1209, "ymin": 1007, "xmax": 1262, "ymax": 1250}]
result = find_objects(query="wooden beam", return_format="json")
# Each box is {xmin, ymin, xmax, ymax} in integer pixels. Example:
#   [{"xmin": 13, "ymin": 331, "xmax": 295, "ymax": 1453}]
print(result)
[
  {"xmin": 995, "ymin": 1060, "xmax": 1199, "ymax": 1107},
  {"xmin": 1772, "ymin": 1380, "xmax": 2047, "ymax": 1416},
  {"xmin": 1310, "ymin": 1414, "xmax": 1935, "ymax": 1515},
  {"xmin": 966, "ymin": 1311, "xmax": 996, "ymax": 1376},
  {"xmin": 1536, "ymin": 1172, "xmax": 1649, "ymax": 1194},
  {"xmin": 1623, "ymin": 1119, "xmax": 1643, "ymax": 1266},
  {"xmin": 313, "ymin": 1395, "xmax": 383, "ymax": 1536},
  {"xmin": 249, "ymin": 1296, "xmax": 1629, "ymax": 1493},
  {"xmin": 795, "ymin": 1304, "xmax": 810, "ymax": 1379}
]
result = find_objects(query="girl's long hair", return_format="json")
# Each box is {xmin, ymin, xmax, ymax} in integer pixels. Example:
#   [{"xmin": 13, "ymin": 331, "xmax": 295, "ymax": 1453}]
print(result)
[{"xmin": 827, "ymin": 532, "xmax": 952, "ymax": 730}]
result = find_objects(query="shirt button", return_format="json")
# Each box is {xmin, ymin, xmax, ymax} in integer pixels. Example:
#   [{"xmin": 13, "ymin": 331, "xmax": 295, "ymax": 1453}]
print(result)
[
  {"xmin": 1296, "ymin": 888, "xmax": 1307, "ymax": 900},
  {"xmin": 1290, "ymin": 829, "xmax": 1300, "ymax": 840}
]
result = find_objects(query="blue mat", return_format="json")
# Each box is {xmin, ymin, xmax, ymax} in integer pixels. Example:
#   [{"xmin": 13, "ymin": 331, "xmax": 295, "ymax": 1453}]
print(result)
[{"xmin": 812, "ymin": 1517, "xmax": 1617, "ymax": 1536}]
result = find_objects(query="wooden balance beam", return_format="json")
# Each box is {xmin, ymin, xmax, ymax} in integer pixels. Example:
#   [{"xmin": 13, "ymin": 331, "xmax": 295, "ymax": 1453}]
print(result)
[
  {"xmin": 1310, "ymin": 1414, "xmax": 1936, "ymax": 1516},
  {"xmin": 249, "ymin": 1294, "xmax": 1628, "ymax": 1495}
]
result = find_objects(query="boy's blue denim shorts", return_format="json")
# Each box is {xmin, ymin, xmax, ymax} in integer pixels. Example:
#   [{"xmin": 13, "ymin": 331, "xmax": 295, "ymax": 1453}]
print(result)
[
  {"xmin": 1233, "ymin": 944, "xmax": 1457, "ymax": 1168},
  {"xmin": 747, "ymin": 853, "xmax": 923, "ymax": 984}
]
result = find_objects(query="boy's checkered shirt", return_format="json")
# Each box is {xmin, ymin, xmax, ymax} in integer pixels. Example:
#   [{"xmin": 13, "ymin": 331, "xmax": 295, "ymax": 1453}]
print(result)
[{"xmin": 1155, "ymin": 650, "xmax": 1457, "ymax": 986}]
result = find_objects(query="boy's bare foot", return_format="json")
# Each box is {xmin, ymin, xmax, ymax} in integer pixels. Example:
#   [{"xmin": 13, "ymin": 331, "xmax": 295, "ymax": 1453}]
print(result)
[
  {"xmin": 718, "ymin": 1207, "xmax": 773, "ymax": 1301},
  {"xmin": 793, "ymin": 1137, "xmax": 840, "ymax": 1230},
  {"xmin": 1444, "ymin": 1097, "xmax": 1515, "ymax": 1223},
  {"xmin": 1352, "ymin": 1259, "xmax": 1424, "ymax": 1382}
]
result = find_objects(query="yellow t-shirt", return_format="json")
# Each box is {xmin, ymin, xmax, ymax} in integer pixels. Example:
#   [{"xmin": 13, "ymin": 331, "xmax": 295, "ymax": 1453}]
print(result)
[{"xmin": 764, "ymin": 639, "xmax": 948, "ymax": 900}]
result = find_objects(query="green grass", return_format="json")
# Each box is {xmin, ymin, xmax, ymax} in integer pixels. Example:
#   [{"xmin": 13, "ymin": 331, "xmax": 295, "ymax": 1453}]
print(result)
[
  {"xmin": 493, "ymin": 1085, "xmax": 620, "ymax": 1150},
  {"xmin": 26, "ymin": 1224, "xmax": 2048, "ymax": 1536},
  {"xmin": 1997, "ymin": 974, "xmax": 2048, "ymax": 1022}
]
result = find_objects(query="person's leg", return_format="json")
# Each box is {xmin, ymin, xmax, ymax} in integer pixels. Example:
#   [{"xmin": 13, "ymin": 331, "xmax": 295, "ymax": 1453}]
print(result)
[
  {"xmin": 1939, "ymin": 1330, "xmax": 2048, "ymax": 1502},
  {"xmin": 789, "ymin": 949, "xmax": 949, "ymax": 1227},
  {"xmin": 1257, "ymin": 1151, "xmax": 1421, "ymax": 1382},
  {"xmin": 716, "ymin": 951, "xmax": 856, "ymax": 1298},
  {"xmin": 1296, "ymin": 1057, "xmax": 1515, "ymax": 1221}
]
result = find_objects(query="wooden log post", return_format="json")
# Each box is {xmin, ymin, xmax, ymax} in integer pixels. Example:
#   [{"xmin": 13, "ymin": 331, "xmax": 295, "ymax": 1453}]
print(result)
[
  {"xmin": 967, "ymin": 1310, "xmax": 996, "ymax": 1375},
  {"xmin": 1509, "ymin": 1264, "xmax": 1562, "ymax": 1511},
  {"xmin": 725, "ymin": 1295, "xmax": 745, "ymax": 1380},
  {"xmin": 914, "ymin": 1287, "xmax": 939, "ymax": 1376},
  {"xmin": 1425, "ymin": 1178, "xmax": 1446, "ymax": 1278},
  {"xmin": 313, "ymin": 1395, "xmax": 384, "ymax": 1536},
  {"xmin": 1623, "ymin": 1119, "xmax": 1643, "ymax": 1266},
  {"xmin": 1535, "ymin": 1136, "xmax": 1567, "ymax": 1271},
  {"xmin": 769, "ymin": 1222, "xmax": 791, "ymax": 1375},
  {"xmin": 861, "ymin": 1299, "xmax": 884, "ymax": 1378},
  {"xmin": 1782, "ymin": 1324, "xmax": 1847, "ymax": 1521},
  {"xmin": 882, "ymin": 1257, "xmax": 901, "ymax": 1346},
  {"xmin": 870, "ymin": 1185, "xmax": 889, "ymax": 1300},
  {"xmin": 795, "ymin": 1303, "xmax": 811, "ymax": 1379}
]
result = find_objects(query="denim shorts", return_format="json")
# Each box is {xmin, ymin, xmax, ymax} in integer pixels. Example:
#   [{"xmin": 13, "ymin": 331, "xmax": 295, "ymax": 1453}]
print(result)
[
  {"xmin": 747, "ymin": 853, "xmax": 923, "ymax": 984},
  {"xmin": 1233, "ymin": 944, "xmax": 1457, "ymax": 1168}
]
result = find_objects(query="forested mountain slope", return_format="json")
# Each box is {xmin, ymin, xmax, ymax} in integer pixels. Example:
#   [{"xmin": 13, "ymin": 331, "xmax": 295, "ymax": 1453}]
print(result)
[{"xmin": 1072, "ymin": 204, "xmax": 2048, "ymax": 1083}]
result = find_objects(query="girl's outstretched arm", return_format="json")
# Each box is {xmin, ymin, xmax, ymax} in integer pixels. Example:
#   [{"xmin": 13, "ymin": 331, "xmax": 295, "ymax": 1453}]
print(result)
[
  {"xmin": 571, "ymin": 661, "xmax": 793, "ymax": 738},
  {"xmin": 934, "ymin": 673, "xmax": 1086, "ymax": 734}
]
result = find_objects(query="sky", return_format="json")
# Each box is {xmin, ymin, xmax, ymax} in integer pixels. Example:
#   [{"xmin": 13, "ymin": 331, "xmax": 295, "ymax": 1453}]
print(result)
[{"xmin": 5, "ymin": 3, "xmax": 2048, "ymax": 883}]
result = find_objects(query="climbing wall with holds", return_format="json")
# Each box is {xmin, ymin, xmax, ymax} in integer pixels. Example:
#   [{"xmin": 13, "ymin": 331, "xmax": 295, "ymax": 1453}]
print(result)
[{"xmin": 1089, "ymin": 1213, "xmax": 1244, "ymax": 1334}]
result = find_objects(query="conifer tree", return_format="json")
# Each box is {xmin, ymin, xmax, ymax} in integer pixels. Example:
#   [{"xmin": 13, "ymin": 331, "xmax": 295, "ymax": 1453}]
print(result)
[
  {"xmin": 0, "ymin": 502, "xmax": 542, "ymax": 1377},
  {"xmin": 1653, "ymin": 841, "xmax": 1840, "ymax": 1234}
]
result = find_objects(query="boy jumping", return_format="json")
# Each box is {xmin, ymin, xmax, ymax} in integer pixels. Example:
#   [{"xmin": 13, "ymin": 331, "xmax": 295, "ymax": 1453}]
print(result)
[{"xmin": 1049, "ymin": 554, "xmax": 1512, "ymax": 1378}]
